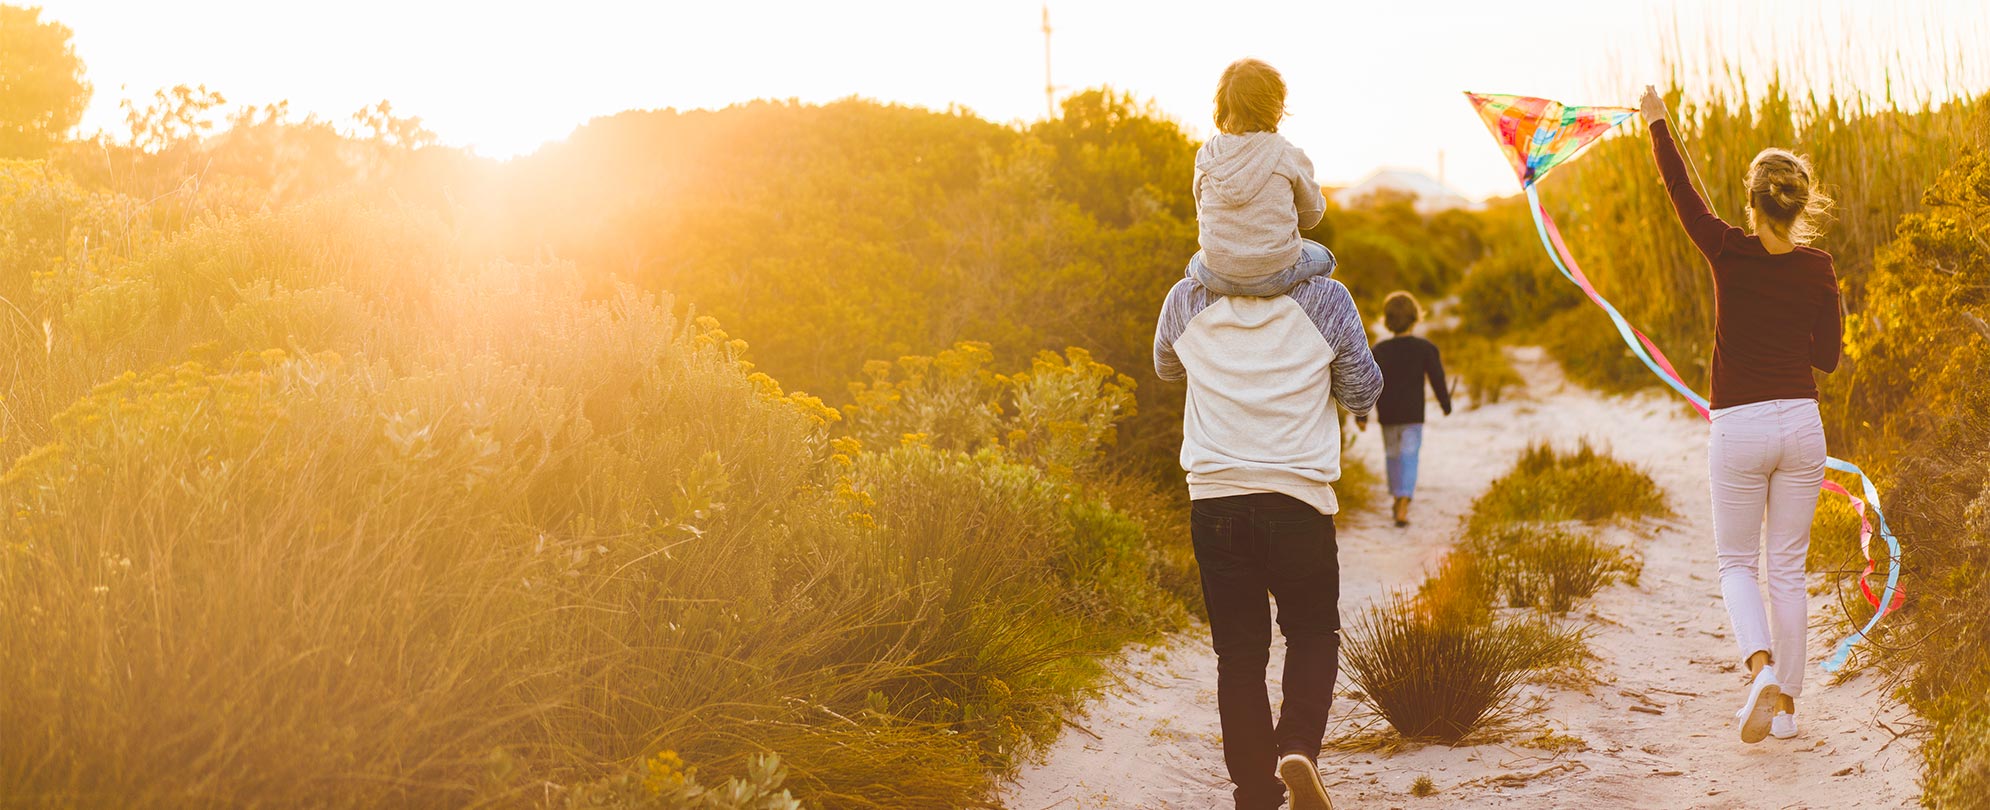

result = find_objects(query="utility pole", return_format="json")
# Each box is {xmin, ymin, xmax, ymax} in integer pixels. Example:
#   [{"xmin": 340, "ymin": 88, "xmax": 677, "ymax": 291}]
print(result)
[{"xmin": 1042, "ymin": 3, "xmax": 1056, "ymax": 119}]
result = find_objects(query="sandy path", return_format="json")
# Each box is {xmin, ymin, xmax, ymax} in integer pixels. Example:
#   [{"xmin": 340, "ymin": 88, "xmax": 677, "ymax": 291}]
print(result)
[{"xmin": 1001, "ymin": 346, "xmax": 1919, "ymax": 809}]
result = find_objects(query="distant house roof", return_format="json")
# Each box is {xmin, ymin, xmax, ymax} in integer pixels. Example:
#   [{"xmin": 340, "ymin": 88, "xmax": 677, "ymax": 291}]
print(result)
[{"xmin": 1330, "ymin": 167, "xmax": 1480, "ymax": 213}]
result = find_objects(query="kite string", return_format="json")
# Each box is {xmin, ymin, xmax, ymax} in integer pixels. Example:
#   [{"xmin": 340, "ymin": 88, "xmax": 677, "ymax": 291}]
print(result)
[
  {"xmin": 1665, "ymin": 117, "xmax": 1722, "ymax": 219},
  {"xmin": 1520, "ymin": 183, "xmax": 1902, "ymax": 673}
]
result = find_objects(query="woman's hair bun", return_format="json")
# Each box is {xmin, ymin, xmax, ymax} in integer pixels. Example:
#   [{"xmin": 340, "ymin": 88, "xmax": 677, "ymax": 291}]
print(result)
[{"xmin": 1745, "ymin": 148, "xmax": 1832, "ymax": 244}]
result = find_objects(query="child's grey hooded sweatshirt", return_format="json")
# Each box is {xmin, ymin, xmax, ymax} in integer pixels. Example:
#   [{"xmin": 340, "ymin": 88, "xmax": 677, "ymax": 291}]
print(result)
[{"xmin": 1192, "ymin": 131, "xmax": 1328, "ymax": 282}]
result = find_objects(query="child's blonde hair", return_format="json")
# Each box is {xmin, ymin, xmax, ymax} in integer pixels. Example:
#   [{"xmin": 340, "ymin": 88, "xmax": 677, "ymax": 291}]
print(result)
[
  {"xmin": 1214, "ymin": 59, "xmax": 1286, "ymax": 135},
  {"xmin": 1745, "ymin": 148, "xmax": 1833, "ymax": 245}
]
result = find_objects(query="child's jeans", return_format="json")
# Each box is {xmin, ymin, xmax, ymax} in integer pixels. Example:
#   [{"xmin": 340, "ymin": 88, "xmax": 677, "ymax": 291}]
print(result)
[
  {"xmin": 1187, "ymin": 239, "xmax": 1336, "ymax": 297},
  {"xmin": 1381, "ymin": 423, "xmax": 1423, "ymax": 499}
]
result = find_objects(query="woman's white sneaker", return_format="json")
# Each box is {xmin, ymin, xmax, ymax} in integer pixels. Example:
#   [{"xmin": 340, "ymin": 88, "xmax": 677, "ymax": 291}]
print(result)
[
  {"xmin": 1734, "ymin": 666, "xmax": 1782, "ymax": 744},
  {"xmin": 1771, "ymin": 711, "xmax": 1799, "ymax": 739}
]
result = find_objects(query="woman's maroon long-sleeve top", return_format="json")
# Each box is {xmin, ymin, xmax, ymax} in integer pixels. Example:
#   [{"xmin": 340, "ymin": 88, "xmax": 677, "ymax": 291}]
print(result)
[{"xmin": 1650, "ymin": 120, "xmax": 1843, "ymax": 410}]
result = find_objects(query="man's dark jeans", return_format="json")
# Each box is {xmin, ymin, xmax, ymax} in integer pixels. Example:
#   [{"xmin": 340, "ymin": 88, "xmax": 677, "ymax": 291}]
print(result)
[{"xmin": 1190, "ymin": 492, "xmax": 1341, "ymax": 810}]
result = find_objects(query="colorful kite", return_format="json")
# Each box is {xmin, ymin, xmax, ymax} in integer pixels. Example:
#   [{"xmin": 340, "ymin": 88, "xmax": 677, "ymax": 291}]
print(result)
[{"xmin": 1465, "ymin": 91, "xmax": 1904, "ymax": 673}]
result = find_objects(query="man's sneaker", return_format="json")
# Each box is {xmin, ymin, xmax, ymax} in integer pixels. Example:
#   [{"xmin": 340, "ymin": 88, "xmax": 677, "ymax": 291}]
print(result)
[
  {"xmin": 1734, "ymin": 666, "xmax": 1782, "ymax": 744},
  {"xmin": 1771, "ymin": 711, "xmax": 1799, "ymax": 739},
  {"xmin": 1277, "ymin": 752, "xmax": 1333, "ymax": 810}
]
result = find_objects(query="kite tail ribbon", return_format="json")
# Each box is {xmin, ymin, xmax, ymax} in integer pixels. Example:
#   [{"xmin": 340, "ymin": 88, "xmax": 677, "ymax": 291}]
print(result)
[{"xmin": 1520, "ymin": 184, "xmax": 1903, "ymax": 673}]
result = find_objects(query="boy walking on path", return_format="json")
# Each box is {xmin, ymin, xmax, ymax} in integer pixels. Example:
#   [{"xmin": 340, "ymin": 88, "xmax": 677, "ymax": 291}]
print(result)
[{"xmin": 1358, "ymin": 291, "xmax": 1452, "ymax": 527}]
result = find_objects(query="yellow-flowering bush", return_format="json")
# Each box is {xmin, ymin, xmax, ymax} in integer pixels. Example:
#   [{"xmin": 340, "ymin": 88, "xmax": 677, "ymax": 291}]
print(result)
[
  {"xmin": 842, "ymin": 340, "xmax": 1004, "ymax": 453},
  {"xmin": 1006, "ymin": 347, "xmax": 1137, "ymax": 475},
  {"xmin": 839, "ymin": 342, "xmax": 1135, "ymax": 478}
]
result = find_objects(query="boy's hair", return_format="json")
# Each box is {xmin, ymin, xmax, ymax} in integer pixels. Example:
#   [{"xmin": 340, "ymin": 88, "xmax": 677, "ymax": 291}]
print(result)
[
  {"xmin": 1214, "ymin": 59, "xmax": 1286, "ymax": 135},
  {"xmin": 1745, "ymin": 148, "xmax": 1833, "ymax": 245},
  {"xmin": 1383, "ymin": 291, "xmax": 1422, "ymax": 334}
]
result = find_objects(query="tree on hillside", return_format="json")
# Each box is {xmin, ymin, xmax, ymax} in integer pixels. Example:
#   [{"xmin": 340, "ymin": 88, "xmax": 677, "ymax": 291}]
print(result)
[
  {"xmin": 0, "ymin": 4, "xmax": 91, "ymax": 158},
  {"xmin": 121, "ymin": 83, "xmax": 227, "ymax": 152},
  {"xmin": 1031, "ymin": 89, "xmax": 1196, "ymax": 227},
  {"xmin": 351, "ymin": 100, "xmax": 436, "ymax": 149}
]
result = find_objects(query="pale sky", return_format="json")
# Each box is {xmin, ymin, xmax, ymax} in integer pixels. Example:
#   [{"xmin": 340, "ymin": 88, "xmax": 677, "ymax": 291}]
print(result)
[{"xmin": 32, "ymin": 0, "xmax": 1990, "ymax": 200}]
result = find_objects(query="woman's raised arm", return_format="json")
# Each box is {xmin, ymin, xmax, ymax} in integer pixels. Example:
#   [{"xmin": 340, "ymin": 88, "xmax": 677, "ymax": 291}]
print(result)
[{"xmin": 1641, "ymin": 86, "xmax": 1731, "ymax": 260}]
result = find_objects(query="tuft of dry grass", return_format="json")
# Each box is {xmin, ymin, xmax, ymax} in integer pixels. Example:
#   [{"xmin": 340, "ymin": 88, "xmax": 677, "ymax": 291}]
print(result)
[
  {"xmin": 1515, "ymin": 727, "xmax": 1589, "ymax": 754},
  {"xmin": 1409, "ymin": 775, "xmax": 1438, "ymax": 797},
  {"xmin": 1464, "ymin": 524, "xmax": 1642, "ymax": 614},
  {"xmin": 1340, "ymin": 593, "xmax": 1585, "ymax": 745},
  {"xmin": 1336, "ymin": 452, "xmax": 1382, "ymax": 517}
]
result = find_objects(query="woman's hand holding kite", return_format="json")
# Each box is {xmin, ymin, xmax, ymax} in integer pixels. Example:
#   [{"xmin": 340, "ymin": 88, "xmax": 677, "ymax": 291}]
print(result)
[{"xmin": 1639, "ymin": 85, "xmax": 1669, "ymax": 126}]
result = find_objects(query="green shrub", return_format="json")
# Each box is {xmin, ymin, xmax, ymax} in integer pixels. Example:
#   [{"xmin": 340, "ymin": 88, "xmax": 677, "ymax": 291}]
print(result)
[
  {"xmin": 1451, "ymin": 197, "xmax": 1583, "ymax": 340},
  {"xmin": 1844, "ymin": 148, "xmax": 1990, "ymax": 801},
  {"xmin": 840, "ymin": 342, "xmax": 1136, "ymax": 478},
  {"xmin": 1805, "ymin": 491, "xmax": 1866, "ymax": 577},
  {"xmin": 1468, "ymin": 440, "xmax": 1668, "ymax": 532}
]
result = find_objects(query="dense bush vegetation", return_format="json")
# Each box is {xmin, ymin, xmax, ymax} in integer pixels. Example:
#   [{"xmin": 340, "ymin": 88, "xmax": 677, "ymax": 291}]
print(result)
[
  {"xmin": 500, "ymin": 92, "xmax": 1480, "ymax": 480},
  {"xmin": 0, "ymin": 18, "xmax": 1455, "ymax": 798},
  {"xmin": 1852, "ymin": 152, "xmax": 1990, "ymax": 803},
  {"xmin": 1424, "ymin": 329, "xmax": 1521, "ymax": 409},
  {"xmin": 0, "ymin": 181, "xmax": 1208, "ymax": 806}
]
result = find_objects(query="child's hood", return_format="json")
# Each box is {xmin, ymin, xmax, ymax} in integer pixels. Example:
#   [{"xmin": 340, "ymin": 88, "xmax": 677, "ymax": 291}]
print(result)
[{"xmin": 1196, "ymin": 131, "xmax": 1296, "ymax": 205}]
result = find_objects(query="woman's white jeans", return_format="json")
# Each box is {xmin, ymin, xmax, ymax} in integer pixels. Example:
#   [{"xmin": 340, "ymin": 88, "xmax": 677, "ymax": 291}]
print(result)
[{"xmin": 1709, "ymin": 397, "xmax": 1827, "ymax": 698}]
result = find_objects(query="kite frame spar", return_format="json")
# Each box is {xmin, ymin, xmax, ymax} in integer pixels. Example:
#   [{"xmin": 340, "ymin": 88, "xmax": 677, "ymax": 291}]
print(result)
[{"xmin": 1465, "ymin": 91, "xmax": 1904, "ymax": 673}]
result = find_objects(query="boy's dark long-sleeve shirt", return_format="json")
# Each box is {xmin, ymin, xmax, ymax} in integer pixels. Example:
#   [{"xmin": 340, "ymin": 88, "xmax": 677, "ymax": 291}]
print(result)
[
  {"xmin": 1650, "ymin": 120, "xmax": 1842, "ymax": 409},
  {"xmin": 1371, "ymin": 335, "xmax": 1450, "ymax": 426}
]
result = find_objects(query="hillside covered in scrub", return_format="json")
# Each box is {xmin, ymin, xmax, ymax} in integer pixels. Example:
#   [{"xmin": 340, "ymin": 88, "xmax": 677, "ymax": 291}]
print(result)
[
  {"xmin": 4, "ymin": 3, "xmax": 1989, "ymax": 804},
  {"xmin": 0, "ymin": 39, "xmax": 1484, "ymax": 809}
]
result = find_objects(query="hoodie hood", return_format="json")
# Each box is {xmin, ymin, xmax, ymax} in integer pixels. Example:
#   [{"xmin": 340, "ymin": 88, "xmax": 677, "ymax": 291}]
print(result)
[{"xmin": 1196, "ymin": 131, "xmax": 1289, "ymax": 206}]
